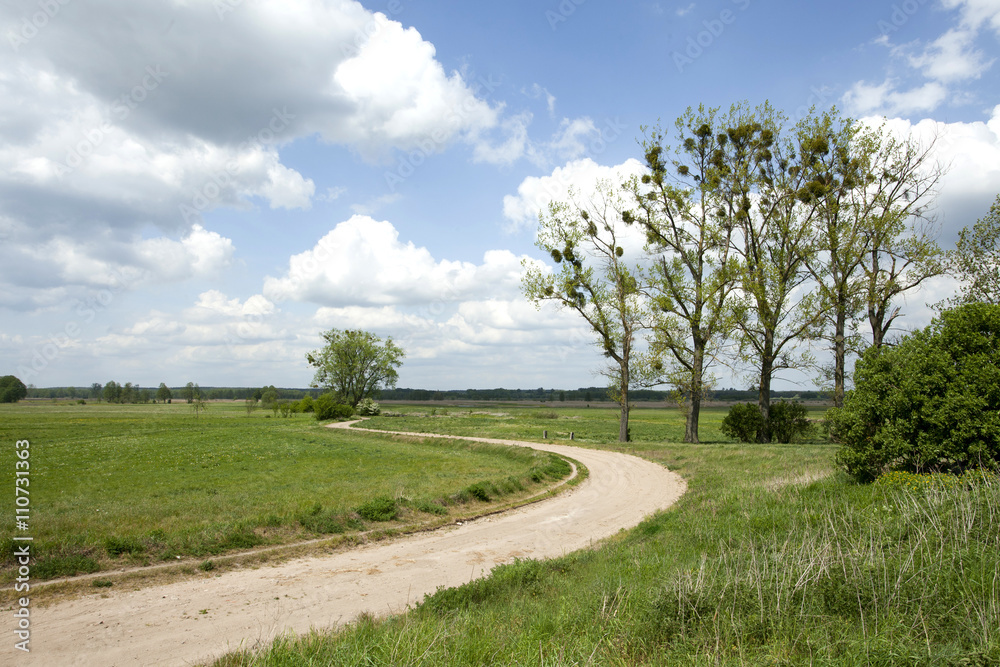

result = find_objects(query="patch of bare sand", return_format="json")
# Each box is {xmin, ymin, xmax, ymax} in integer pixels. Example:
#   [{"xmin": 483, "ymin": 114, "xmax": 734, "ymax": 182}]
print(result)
[{"xmin": 5, "ymin": 422, "xmax": 685, "ymax": 667}]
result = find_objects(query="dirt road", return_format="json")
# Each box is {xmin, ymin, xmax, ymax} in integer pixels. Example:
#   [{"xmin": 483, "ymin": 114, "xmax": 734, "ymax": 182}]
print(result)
[{"xmin": 6, "ymin": 423, "xmax": 685, "ymax": 666}]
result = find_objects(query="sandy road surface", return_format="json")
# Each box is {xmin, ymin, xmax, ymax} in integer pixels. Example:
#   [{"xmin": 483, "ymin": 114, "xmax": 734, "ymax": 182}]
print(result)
[{"xmin": 5, "ymin": 423, "xmax": 685, "ymax": 667}]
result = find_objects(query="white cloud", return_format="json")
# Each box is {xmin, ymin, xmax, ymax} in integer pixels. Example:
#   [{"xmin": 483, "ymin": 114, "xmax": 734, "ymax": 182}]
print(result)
[
  {"xmin": 843, "ymin": 80, "xmax": 948, "ymax": 117},
  {"xmin": 863, "ymin": 105, "xmax": 1000, "ymax": 240},
  {"xmin": 263, "ymin": 215, "xmax": 537, "ymax": 307},
  {"xmin": 502, "ymin": 158, "xmax": 647, "ymax": 232},
  {"xmin": 844, "ymin": 0, "xmax": 1000, "ymax": 117}
]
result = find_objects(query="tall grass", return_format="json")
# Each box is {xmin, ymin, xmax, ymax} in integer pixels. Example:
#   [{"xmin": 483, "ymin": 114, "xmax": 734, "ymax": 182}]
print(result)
[{"xmin": 214, "ymin": 409, "xmax": 1000, "ymax": 666}]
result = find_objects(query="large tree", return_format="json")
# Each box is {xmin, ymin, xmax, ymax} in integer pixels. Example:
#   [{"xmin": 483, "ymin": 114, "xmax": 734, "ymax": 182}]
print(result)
[
  {"xmin": 306, "ymin": 329, "xmax": 405, "ymax": 408},
  {"xmin": 720, "ymin": 102, "xmax": 828, "ymax": 440},
  {"xmin": 521, "ymin": 182, "xmax": 649, "ymax": 442},
  {"xmin": 156, "ymin": 382, "xmax": 172, "ymax": 403},
  {"xmin": 0, "ymin": 375, "xmax": 27, "ymax": 403},
  {"xmin": 802, "ymin": 113, "xmax": 943, "ymax": 406},
  {"xmin": 622, "ymin": 105, "xmax": 739, "ymax": 443},
  {"xmin": 949, "ymin": 194, "xmax": 1000, "ymax": 306}
]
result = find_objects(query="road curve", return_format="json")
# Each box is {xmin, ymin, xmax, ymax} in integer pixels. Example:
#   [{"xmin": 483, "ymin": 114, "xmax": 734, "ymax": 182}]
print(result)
[{"xmin": 8, "ymin": 422, "xmax": 685, "ymax": 667}]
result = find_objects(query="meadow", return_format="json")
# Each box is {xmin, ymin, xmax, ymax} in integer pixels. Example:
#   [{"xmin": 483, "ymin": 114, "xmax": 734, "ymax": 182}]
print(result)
[
  {"xmin": 214, "ymin": 404, "xmax": 1000, "ymax": 666},
  {"xmin": 0, "ymin": 401, "xmax": 572, "ymax": 584}
]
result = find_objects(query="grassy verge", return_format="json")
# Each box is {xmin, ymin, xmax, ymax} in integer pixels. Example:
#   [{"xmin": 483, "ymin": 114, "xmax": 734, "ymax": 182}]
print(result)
[
  {"xmin": 214, "ymin": 407, "xmax": 1000, "ymax": 666},
  {"xmin": 0, "ymin": 402, "xmax": 573, "ymax": 585}
]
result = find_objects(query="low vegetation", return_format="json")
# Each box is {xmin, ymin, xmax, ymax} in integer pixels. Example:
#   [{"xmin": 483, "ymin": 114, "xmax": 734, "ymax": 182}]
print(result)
[
  {"xmin": 212, "ymin": 405, "xmax": 999, "ymax": 666},
  {"xmin": 0, "ymin": 402, "xmax": 573, "ymax": 584}
]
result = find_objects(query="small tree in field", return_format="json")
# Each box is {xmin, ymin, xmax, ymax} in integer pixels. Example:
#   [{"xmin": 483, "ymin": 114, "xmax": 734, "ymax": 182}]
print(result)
[{"xmin": 306, "ymin": 329, "xmax": 405, "ymax": 408}]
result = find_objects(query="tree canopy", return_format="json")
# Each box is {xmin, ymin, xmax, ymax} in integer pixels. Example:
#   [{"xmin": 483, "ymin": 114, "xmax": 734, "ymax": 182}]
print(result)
[
  {"xmin": 0, "ymin": 375, "xmax": 27, "ymax": 403},
  {"xmin": 306, "ymin": 329, "xmax": 405, "ymax": 408}
]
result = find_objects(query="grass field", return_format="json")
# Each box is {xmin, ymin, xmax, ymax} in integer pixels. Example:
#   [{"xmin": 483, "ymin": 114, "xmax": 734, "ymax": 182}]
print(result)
[
  {"xmin": 213, "ymin": 404, "xmax": 1000, "ymax": 666},
  {"xmin": 0, "ymin": 401, "xmax": 572, "ymax": 583}
]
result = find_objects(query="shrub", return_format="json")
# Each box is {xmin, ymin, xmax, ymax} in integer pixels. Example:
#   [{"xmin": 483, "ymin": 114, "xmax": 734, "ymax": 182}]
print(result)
[
  {"xmin": 298, "ymin": 395, "xmax": 315, "ymax": 413},
  {"xmin": 768, "ymin": 400, "xmax": 813, "ymax": 443},
  {"xmin": 721, "ymin": 400, "xmax": 813, "ymax": 443},
  {"xmin": 314, "ymin": 393, "xmax": 354, "ymax": 421},
  {"xmin": 721, "ymin": 402, "xmax": 764, "ymax": 443},
  {"xmin": 356, "ymin": 398, "xmax": 381, "ymax": 416},
  {"xmin": 830, "ymin": 303, "xmax": 1000, "ymax": 481},
  {"xmin": 356, "ymin": 497, "xmax": 398, "ymax": 522}
]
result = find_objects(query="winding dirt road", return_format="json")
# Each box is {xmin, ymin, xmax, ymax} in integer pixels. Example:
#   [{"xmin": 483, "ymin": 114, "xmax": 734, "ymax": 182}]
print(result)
[{"xmin": 5, "ymin": 423, "xmax": 685, "ymax": 667}]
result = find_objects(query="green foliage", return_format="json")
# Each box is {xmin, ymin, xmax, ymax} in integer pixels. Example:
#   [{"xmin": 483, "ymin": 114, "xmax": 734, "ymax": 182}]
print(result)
[
  {"xmin": 104, "ymin": 535, "xmax": 145, "ymax": 558},
  {"xmin": 356, "ymin": 398, "xmax": 381, "ymax": 416},
  {"xmin": 720, "ymin": 402, "xmax": 764, "ymax": 442},
  {"xmin": 830, "ymin": 303, "xmax": 1000, "ymax": 481},
  {"xmin": 721, "ymin": 400, "xmax": 813, "ymax": 443},
  {"xmin": 297, "ymin": 395, "xmax": 315, "ymax": 413},
  {"xmin": 0, "ymin": 375, "xmax": 27, "ymax": 403},
  {"xmin": 306, "ymin": 329, "xmax": 405, "ymax": 408},
  {"xmin": 355, "ymin": 497, "xmax": 398, "ymax": 522},
  {"xmin": 768, "ymin": 400, "xmax": 813, "ymax": 443},
  {"xmin": 313, "ymin": 393, "xmax": 354, "ymax": 421},
  {"xmin": 950, "ymin": 193, "xmax": 1000, "ymax": 306}
]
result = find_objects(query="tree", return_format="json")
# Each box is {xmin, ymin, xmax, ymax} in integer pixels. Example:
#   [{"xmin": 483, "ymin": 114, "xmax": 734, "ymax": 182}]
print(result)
[
  {"xmin": 156, "ymin": 383, "xmax": 172, "ymax": 404},
  {"xmin": 0, "ymin": 375, "xmax": 27, "ymax": 403},
  {"xmin": 949, "ymin": 194, "xmax": 1000, "ymax": 306},
  {"xmin": 306, "ymin": 329, "xmax": 405, "ymax": 408},
  {"xmin": 720, "ymin": 102, "xmax": 827, "ymax": 440},
  {"xmin": 855, "ymin": 129, "xmax": 944, "ymax": 350},
  {"xmin": 521, "ymin": 182, "xmax": 649, "ymax": 442},
  {"xmin": 103, "ymin": 380, "xmax": 121, "ymax": 404},
  {"xmin": 91, "ymin": 382, "xmax": 103, "ymax": 402},
  {"xmin": 190, "ymin": 383, "xmax": 206, "ymax": 418},
  {"xmin": 244, "ymin": 395, "xmax": 259, "ymax": 417},
  {"xmin": 830, "ymin": 303, "xmax": 1000, "ymax": 480},
  {"xmin": 182, "ymin": 382, "xmax": 196, "ymax": 404},
  {"xmin": 624, "ymin": 105, "xmax": 740, "ymax": 443}
]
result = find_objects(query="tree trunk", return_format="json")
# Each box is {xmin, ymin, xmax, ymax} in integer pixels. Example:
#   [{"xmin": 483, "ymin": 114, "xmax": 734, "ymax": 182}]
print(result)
[
  {"xmin": 758, "ymin": 331, "xmax": 774, "ymax": 443},
  {"xmin": 618, "ymin": 376, "xmax": 630, "ymax": 442},
  {"xmin": 834, "ymin": 307, "xmax": 847, "ymax": 408},
  {"xmin": 685, "ymin": 340, "xmax": 704, "ymax": 443}
]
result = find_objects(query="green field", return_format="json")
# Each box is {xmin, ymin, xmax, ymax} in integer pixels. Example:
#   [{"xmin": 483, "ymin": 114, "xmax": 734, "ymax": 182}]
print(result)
[
  {"xmin": 0, "ymin": 402, "xmax": 572, "ymax": 582},
  {"xmin": 213, "ymin": 405, "xmax": 1000, "ymax": 666}
]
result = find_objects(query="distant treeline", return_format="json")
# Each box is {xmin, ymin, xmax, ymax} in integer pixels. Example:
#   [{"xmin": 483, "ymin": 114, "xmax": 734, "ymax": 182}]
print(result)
[
  {"xmin": 25, "ymin": 384, "xmax": 827, "ymax": 403},
  {"xmin": 380, "ymin": 387, "xmax": 828, "ymax": 403}
]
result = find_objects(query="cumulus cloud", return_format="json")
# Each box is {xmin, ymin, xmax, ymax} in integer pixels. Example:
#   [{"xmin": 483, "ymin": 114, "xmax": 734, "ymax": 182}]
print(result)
[
  {"xmin": 843, "ymin": 0, "xmax": 1000, "ymax": 117},
  {"xmin": 264, "ymin": 215, "xmax": 538, "ymax": 307},
  {"xmin": 501, "ymin": 157, "xmax": 647, "ymax": 232},
  {"xmin": 0, "ymin": 0, "xmax": 514, "ymax": 312}
]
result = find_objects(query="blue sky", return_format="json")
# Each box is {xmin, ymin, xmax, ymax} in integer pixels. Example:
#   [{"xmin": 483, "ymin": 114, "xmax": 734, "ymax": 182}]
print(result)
[{"xmin": 1, "ymin": 0, "xmax": 999, "ymax": 391}]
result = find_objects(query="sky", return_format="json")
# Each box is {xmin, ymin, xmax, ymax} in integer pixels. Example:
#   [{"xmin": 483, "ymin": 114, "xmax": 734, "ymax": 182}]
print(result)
[{"xmin": 1, "ymin": 0, "xmax": 999, "ymax": 392}]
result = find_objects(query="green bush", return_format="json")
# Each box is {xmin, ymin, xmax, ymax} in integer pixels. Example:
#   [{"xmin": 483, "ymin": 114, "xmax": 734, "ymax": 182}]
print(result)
[
  {"xmin": 298, "ymin": 395, "xmax": 315, "ymax": 413},
  {"xmin": 830, "ymin": 303, "xmax": 1000, "ymax": 481},
  {"xmin": 768, "ymin": 400, "xmax": 813, "ymax": 443},
  {"xmin": 356, "ymin": 398, "xmax": 381, "ymax": 416},
  {"xmin": 721, "ymin": 400, "xmax": 812, "ymax": 443},
  {"xmin": 314, "ymin": 393, "xmax": 354, "ymax": 421},
  {"xmin": 356, "ymin": 497, "xmax": 398, "ymax": 522},
  {"xmin": 720, "ymin": 402, "xmax": 764, "ymax": 442}
]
